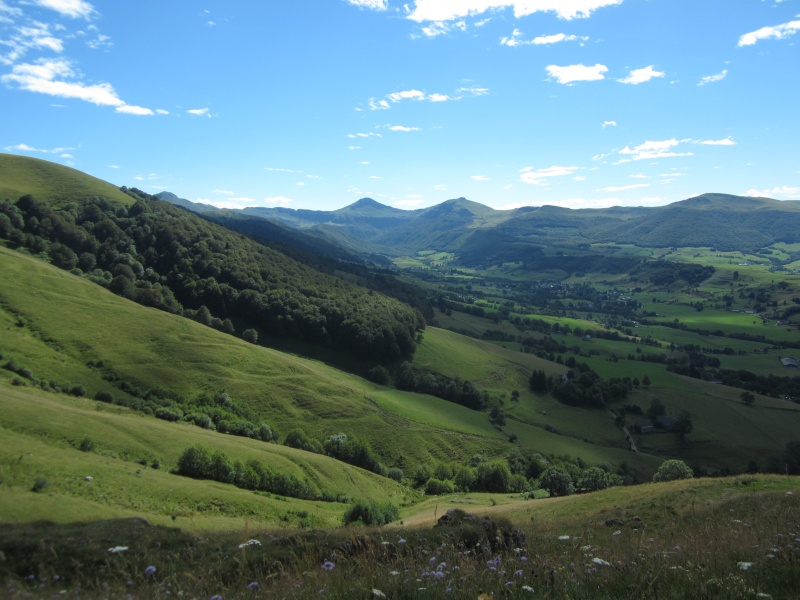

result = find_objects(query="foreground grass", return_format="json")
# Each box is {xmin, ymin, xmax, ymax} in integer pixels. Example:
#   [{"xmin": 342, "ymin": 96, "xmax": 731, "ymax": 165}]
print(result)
[{"xmin": 1, "ymin": 476, "xmax": 798, "ymax": 599}]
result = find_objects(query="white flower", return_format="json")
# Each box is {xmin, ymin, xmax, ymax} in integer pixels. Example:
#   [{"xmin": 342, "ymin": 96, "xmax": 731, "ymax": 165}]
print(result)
[
  {"xmin": 108, "ymin": 546, "xmax": 128, "ymax": 553},
  {"xmin": 238, "ymin": 539, "xmax": 262, "ymax": 549},
  {"xmin": 372, "ymin": 590, "xmax": 387, "ymax": 599},
  {"xmin": 738, "ymin": 561, "xmax": 754, "ymax": 571},
  {"xmin": 522, "ymin": 585, "xmax": 535, "ymax": 592},
  {"xmin": 613, "ymin": 530, "xmax": 622, "ymax": 536},
  {"xmin": 558, "ymin": 535, "xmax": 570, "ymax": 540},
  {"xmin": 592, "ymin": 557, "xmax": 611, "ymax": 566}
]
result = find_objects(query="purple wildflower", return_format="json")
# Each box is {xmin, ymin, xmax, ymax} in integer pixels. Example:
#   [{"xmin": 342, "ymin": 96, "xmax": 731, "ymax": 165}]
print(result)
[
  {"xmin": 211, "ymin": 596, "xmax": 223, "ymax": 600},
  {"xmin": 429, "ymin": 556, "xmax": 437, "ymax": 565},
  {"xmin": 398, "ymin": 538, "xmax": 407, "ymax": 544},
  {"xmin": 515, "ymin": 570, "xmax": 524, "ymax": 576},
  {"xmin": 144, "ymin": 566, "xmax": 156, "ymax": 576},
  {"xmin": 506, "ymin": 581, "xmax": 514, "ymax": 586},
  {"xmin": 432, "ymin": 571, "xmax": 445, "ymax": 579},
  {"xmin": 247, "ymin": 581, "xmax": 259, "ymax": 591},
  {"xmin": 321, "ymin": 561, "xmax": 335, "ymax": 571}
]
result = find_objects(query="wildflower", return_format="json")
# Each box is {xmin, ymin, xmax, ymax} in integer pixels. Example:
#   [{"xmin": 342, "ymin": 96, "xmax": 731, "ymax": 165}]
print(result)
[
  {"xmin": 398, "ymin": 538, "xmax": 407, "ymax": 544},
  {"xmin": 371, "ymin": 589, "xmax": 387, "ymax": 598},
  {"xmin": 522, "ymin": 585, "xmax": 534, "ymax": 592},
  {"xmin": 433, "ymin": 572, "xmax": 445, "ymax": 579},
  {"xmin": 247, "ymin": 582, "xmax": 259, "ymax": 591},
  {"xmin": 613, "ymin": 530, "xmax": 622, "ymax": 536},
  {"xmin": 738, "ymin": 561, "xmax": 754, "ymax": 571},
  {"xmin": 558, "ymin": 535, "xmax": 570, "ymax": 540},
  {"xmin": 506, "ymin": 581, "xmax": 514, "ymax": 586},
  {"xmin": 210, "ymin": 596, "xmax": 222, "ymax": 600},
  {"xmin": 445, "ymin": 588, "xmax": 452, "ymax": 595},
  {"xmin": 238, "ymin": 539, "xmax": 261, "ymax": 549},
  {"xmin": 430, "ymin": 556, "xmax": 437, "ymax": 566},
  {"xmin": 515, "ymin": 570, "xmax": 523, "ymax": 576},
  {"xmin": 321, "ymin": 561, "xmax": 336, "ymax": 571},
  {"xmin": 437, "ymin": 562, "xmax": 447, "ymax": 571},
  {"xmin": 145, "ymin": 566, "xmax": 156, "ymax": 576},
  {"xmin": 109, "ymin": 546, "xmax": 129, "ymax": 553},
  {"xmin": 592, "ymin": 558, "xmax": 611, "ymax": 566},
  {"xmin": 521, "ymin": 556, "xmax": 528, "ymax": 562},
  {"xmin": 389, "ymin": 571, "xmax": 400, "ymax": 576}
]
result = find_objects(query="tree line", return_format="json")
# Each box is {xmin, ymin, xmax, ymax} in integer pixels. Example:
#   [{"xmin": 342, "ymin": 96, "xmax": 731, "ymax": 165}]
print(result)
[{"xmin": 0, "ymin": 193, "xmax": 424, "ymax": 363}]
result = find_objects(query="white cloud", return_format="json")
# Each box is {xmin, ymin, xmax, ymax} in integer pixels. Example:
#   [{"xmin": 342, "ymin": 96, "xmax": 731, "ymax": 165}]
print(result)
[
  {"xmin": 155, "ymin": 108, "xmax": 169, "ymax": 115},
  {"xmin": 629, "ymin": 173, "xmax": 648, "ymax": 179},
  {"xmin": 618, "ymin": 139, "xmax": 694, "ymax": 161},
  {"xmin": 108, "ymin": 164, "xmax": 119, "ymax": 169},
  {"xmin": 501, "ymin": 29, "xmax": 587, "ymax": 46},
  {"xmin": 471, "ymin": 175, "xmax": 491, "ymax": 181},
  {"xmin": 348, "ymin": 145, "xmax": 361, "ymax": 150},
  {"xmin": 428, "ymin": 93, "xmax": 451, "ymax": 102},
  {"xmin": 519, "ymin": 165, "xmax": 579, "ymax": 185},
  {"xmin": 598, "ymin": 183, "xmax": 650, "ymax": 192},
  {"xmin": 394, "ymin": 198, "xmax": 424, "ymax": 207},
  {"xmin": 264, "ymin": 167, "xmax": 300, "ymax": 173},
  {"xmin": 368, "ymin": 99, "xmax": 390, "ymax": 110},
  {"xmin": 602, "ymin": 120, "xmax": 617, "ymax": 128},
  {"xmin": 345, "ymin": 0, "xmax": 388, "ymax": 10},
  {"xmin": 744, "ymin": 185, "xmax": 800, "ymax": 199},
  {"xmin": 407, "ymin": 0, "xmax": 623, "ymax": 23},
  {"xmin": 2, "ymin": 58, "xmax": 124, "ymax": 106},
  {"xmin": 546, "ymin": 63, "xmax": 607, "ymax": 84},
  {"xmin": 388, "ymin": 125, "xmax": 420, "ymax": 132},
  {"xmin": 212, "ymin": 189, "xmax": 234, "ymax": 195},
  {"xmin": 388, "ymin": 89, "xmax": 425, "ymax": 102},
  {"xmin": 699, "ymin": 137, "xmax": 736, "ymax": 146},
  {"xmin": 618, "ymin": 65, "xmax": 664, "ymax": 85},
  {"xmin": 348, "ymin": 132, "xmax": 381, "ymax": 138},
  {"xmin": 187, "ymin": 107, "xmax": 211, "ymax": 116},
  {"xmin": 738, "ymin": 19, "xmax": 800, "ymax": 46},
  {"xmin": 115, "ymin": 104, "xmax": 154, "ymax": 116},
  {"xmin": 264, "ymin": 196, "xmax": 293, "ymax": 206},
  {"xmin": 35, "ymin": 0, "xmax": 94, "ymax": 19},
  {"xmin": 698, "ymin": 69, "xmax": 727, "ymax": 86}
]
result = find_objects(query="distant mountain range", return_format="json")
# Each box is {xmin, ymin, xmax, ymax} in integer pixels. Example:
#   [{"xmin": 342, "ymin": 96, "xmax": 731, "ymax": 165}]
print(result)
[{"xmin": 156, "ymin": 192, "xmax": 800, "ymax": 260}]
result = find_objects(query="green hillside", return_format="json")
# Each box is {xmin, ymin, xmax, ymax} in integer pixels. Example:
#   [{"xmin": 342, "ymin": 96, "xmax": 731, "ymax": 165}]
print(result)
[{"xmin": 0, "ymin": 153, "xmax": 134, "ymax": 207}]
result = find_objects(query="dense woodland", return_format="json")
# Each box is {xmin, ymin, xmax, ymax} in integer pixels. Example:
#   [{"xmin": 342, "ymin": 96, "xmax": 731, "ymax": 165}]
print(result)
[{"xmin": 0, "ymin": 192, "xmax": 424, "ymax": 363}]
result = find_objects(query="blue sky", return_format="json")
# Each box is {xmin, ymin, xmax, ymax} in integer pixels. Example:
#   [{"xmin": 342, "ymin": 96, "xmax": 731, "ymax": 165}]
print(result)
[{"xmin": 1, "ymin": 0, "xmax": 799, "ymax": 211}]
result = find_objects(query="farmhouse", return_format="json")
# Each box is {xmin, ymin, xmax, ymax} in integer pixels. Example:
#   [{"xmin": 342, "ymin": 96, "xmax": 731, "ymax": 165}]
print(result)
[
  {"xmin": 781, "ymin": 357, "xmax": 799, "ymax": 369},
  {"xmin": 657, "ymin": 415, "xmax": 678, "ymax": 431},
  {"xmin": 634, "ymin": 418, "xmax": 654, "ymax": 434}
]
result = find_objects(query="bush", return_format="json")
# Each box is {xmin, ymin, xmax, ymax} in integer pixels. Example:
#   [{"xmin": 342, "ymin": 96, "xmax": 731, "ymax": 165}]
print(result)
[
  {"xmin": 387, "ymin": 467, "xmax": 404, "ymax": 482},
  {"xmin": 366, "ymin": 365, "xmax": 391, "ymax": 386},
  {"xmin": 284, "ymin": 429, "xmax": 323, "ymax": 454},
  {"xmin": 78, "ymin": 437, "xmax": 95, "ymax": 452},
  {"xmin": 68, "ymin": 383, "xmax": 86, "ymax": 397},
  {"xmin": 94, "ymin": 390, "xmax": 114, "ymax": 403},
  {"xmin": 425, "ymin": 478, "xmax": 455, "ymax": 496},
  {"xmin": 652, "ymin": 459, "xmax": 693, "ymax": 483},
  {"xmin": 343, "ymin": 501, "xmax": 399, "ymax": 526},
  {"xmin": 242, "ymin": 328, "xmax": 258, "ymax": 344},
  {"xmin": 31, "ymin": 477, "xmax": 48, "ymax": 493}
]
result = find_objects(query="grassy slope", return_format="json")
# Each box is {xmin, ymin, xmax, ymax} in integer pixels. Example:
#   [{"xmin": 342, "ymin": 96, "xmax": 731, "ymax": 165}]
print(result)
[
  {"xmin": 0, "ymin": 153, "xmax": 134, "ymax": 206},
  {"xmin": 0, "ymin": 385, "xmax": 409, "ymax": 530},
  {"xmin": 0, "ymin": 246, "xmax": 516, "ymax": 471}
]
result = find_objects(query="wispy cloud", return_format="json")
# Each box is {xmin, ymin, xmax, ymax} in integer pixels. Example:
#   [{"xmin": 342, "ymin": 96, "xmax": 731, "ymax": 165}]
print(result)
[
  {"xmin": 738, "ymin": 19, "xmax": 800, "ymax": 46},
  {"xmin": 698, "ymin": 137, "xmax": 736, "ymax": 146},
  {"xmin": 618, "ymin": 65, "xmax": 664, "ymax": 85},
  {"xmin": 2, "ymin": 58, "xmax": 123, "ymax": 105},
  {"xmin": 698, "ymin": 69, "xmax": 727, "ymax": 86},
  {"xmin": 546, "ymin": 63, "xmax": 607, "ymax": 84},
  {"xmin": 345, "ymin": 0, "xmax": 388, "ymax": 10},
  {"xmin": 602, "ymin": 120, "xmax": 617, "ymax": 128},
  {"xmin": 501, "ymin": 29, "xmax": 588, "ymax": 47},
  {"xmin": 115, "ymin": 104, "xmax": 154, "ymax": 116},
  {"xmin": 744, "ymin": 185, "xmax": 800, "ymax": 199},
  {"xmin": 406, "ymin": 0, "xmax": 623, "ymax": 23},
  {"xmin": 618, "ymin": 139, "xmax": 694, "ymax": 162},
  {"xmin": 394, "ymin": 198, "xmax": 424, "ymax": 207},
  {"xmin": 187, "ymin": 107, "xmax": 211, "ymax": 117},
  {"xmin": 471, "ymin": 175, "xmax": 491, "ymax": 181},
  {"xmin": 35, "ymin": 0, "xmax": 95, "ymax": 20},
  {"xmin": 347, "ymin": 131, "xmax": 382, "ymax": 138},
  {"xmin": 364, "ymin": 85, "xmax": 487, "ymax": 110},
  {"xmin": 212, "ymin": 189, "xmax": 234, "ymax": 195},
  {"xmin": 598, "ymin": 183, "xmax": 650, "ymax": 192},
  {"xmin": 387, "ymin": 125, "xmax": 420, "ymax": 132},
  {"xmin": 519, "ymin": 165, "xmax": 579, "ymax": 185}
]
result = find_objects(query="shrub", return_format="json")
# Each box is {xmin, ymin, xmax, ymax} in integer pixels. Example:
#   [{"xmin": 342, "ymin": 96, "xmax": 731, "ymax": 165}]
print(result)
[
  {"xmin": 94, "ymin": 391, "xmax": 114, "ymax": 403},
  {"xmin": 68, "ymin": 383, "xmax": 86, "ymax": 397},
  {"xmin": 652, "ymin": 459, "xmax": 693, "ymax": 483},
  {"xmin": 343, "ymin": 501, "xmax": 399, "ymax": 526},
  {"xmin": 31, "ymin": 477, "xmax": 48, "ymax": 493},
  {"xmin": 425, "ymin": 478, "xmax": 455, "ymax": 496},
  {"xmin": 78, "ymin": 437, "xmax": 95, "ymax": 452},
  {"xmin": 242, "ymin": 328, "xmax": 258, "ymax": 344},
  {"xmin": 284, "ymin": 429, "xmax": 323, "ymax": 454},
  {"xmin": 366, "ymin": 365, "xmax": 391, "ymax": 386},
  {"xmin": 387, "ymin": 467, "xmax": 404, "ymax": 482}
]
